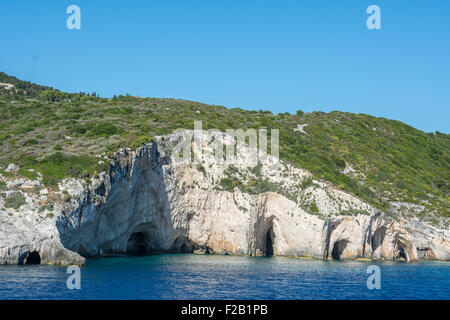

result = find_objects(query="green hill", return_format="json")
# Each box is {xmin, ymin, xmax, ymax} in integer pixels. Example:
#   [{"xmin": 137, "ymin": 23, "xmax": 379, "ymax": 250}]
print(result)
[{"xmin": 0, "ymin": 72, "xmax": 448, "ymax": 224}]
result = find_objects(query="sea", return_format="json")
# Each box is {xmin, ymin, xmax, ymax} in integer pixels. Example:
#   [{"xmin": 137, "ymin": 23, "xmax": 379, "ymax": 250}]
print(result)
[{"xmin": 0, "ymin": 254, "xmax": 449, "ymax": 300}]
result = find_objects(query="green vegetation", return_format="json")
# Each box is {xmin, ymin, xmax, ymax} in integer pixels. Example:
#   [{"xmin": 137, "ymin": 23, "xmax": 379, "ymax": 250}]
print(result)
[
  {"xmin": 38, "ymin": 204, "xmax": 54, "ymax": 213},
  {"xmin": 218, "ymin": 165, "xmax": 297, "ymax": 203},
  {"xmin": 0, "ymin": 72, "xmax": 448, "ymax": 219},
  {"xmin": 197, "ymin": 164, "xmax": 206, "ymax": 176},
  {"xmin": 309, "ymin": 203, "xmax": 319, "ymax": 214},
  {"xmin": 90, "ymin": 122, "xmax": 119, "ymax": 136},
  {"xmin": 0, "ymin": 72, "xmax": 51, "ymax": 98},
  {"xmin": 219, "ymin": 177, "xmax": 237, "ymax": 191},
  {"xmin": 4, "ymin": 192, "xmax": 26, "ymax": 210}
]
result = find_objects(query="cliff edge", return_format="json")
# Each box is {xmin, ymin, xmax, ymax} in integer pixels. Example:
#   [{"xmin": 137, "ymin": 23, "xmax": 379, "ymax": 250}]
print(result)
[{"xmin": 1, "ymin": 130, "xmax": 448, "ymax": 265}]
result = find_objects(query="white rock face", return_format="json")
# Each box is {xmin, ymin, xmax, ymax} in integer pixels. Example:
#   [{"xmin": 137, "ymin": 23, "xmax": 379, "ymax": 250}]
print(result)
[
  {"xmin": 0, "ymin": 199, "xmax": 85, "ymax": 265},
  {"xmin": 5, "ymin": 164, "xmax": 19, "ymax": 172},
  {"xmin": 0, "ymin": 130, "xmax": 449, "ymax": 265}
]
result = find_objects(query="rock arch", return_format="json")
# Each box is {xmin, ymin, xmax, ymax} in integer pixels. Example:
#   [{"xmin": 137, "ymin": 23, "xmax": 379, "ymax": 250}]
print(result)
[
  {"xmin": 171, "ymin": 236, "xmax": 194, "ymax": 253},
  {"xmin": 331, "ymin": 239, "xmax": 349, "ymax": 260},
  {"xmin": 126, "ymin": 232, "xmax": 149, "ymax": 255},
  {"xmin": 265, "ymin": 227, "xmax": 274, "ymax": 256},
  {"xmin": 394, "ymin": 240, "xmax": 409, "ymax": 261},
  {"xmin": 249, "ymin": 213, "xmax": 277, "ymax": 256},
  {"xmin": 25, "ymin": 251, "xmax": 41, "ymax": 264}
]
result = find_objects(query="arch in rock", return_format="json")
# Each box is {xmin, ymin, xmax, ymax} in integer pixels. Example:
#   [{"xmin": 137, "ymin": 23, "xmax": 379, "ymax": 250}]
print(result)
[
  {"xmin": 392, "ymin": 233, "xmax": 414, "ymax": 262},
  {"xmin": 25, "ymin": 251, "xmax": 41, "ymax": 264},
  {"xmin": 397, "ymin": 247, "xmax": 407, "ymax": 260},
  {"xmin": 126, "ymin": 232, "xmax": 149, "ymax": 255},
  {"xmin": 257, "ymin": 223, "xmax": 276, "ymax": 256},
  {"xmin": 322, "ymin": 219, "xmax": 339, "ymax": 260},
  {"xmin": 171, "ymin": 236, "xmax": 194, "ymax": 253},
  {"xmin": 250, "ymin": 214, "xmax": 277, "ymax": 256},
  {"xmin": 265, "ymin": 227, "xmax": 274, "ymax": 256},
  {"xmin": 394, "ymin": 241, "xmax": 409, "ymax": 261},
  {"xmin": 57, "ymin": 144, "xmax": 176, "ymax": 258},
  {"xmin": 331, "ymin": 239, "xmax": 349, "ymax": 260}
]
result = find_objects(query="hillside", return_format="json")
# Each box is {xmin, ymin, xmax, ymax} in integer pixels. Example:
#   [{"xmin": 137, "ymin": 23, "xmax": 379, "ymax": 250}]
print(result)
[{"xmin": 0, "ymin": 72, "xmax": 449, "ymax": 228}]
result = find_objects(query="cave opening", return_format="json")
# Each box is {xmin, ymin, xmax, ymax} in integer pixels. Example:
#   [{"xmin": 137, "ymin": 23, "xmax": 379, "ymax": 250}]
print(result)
[
  {"xmin": 172, "ymin": 236, "xmax": 194, "ymax": 253},
  {"xmin": 331, "ymin": 240, "xmax": 349, "ymax": 260},
  {"xmin": 126, "ymin": 232, "xmax": 148, "ymax": 255},
  {"xmin": 25, "ymin": 251, "xmax": 41, "ymax": 265},
  {"xmin": 396, "ymin": 246, "xmax": 407, "ymax": 260},
  {"xmin": 265, "ymin": 227, "xmax": 274, "ymax": 256},
  {"xmin": 371, "ymin": 227, "xmax": 386, "ymax": 253}
]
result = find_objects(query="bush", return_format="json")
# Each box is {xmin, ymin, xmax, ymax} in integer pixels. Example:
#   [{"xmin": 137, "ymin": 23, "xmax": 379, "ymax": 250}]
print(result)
[
  {"xmin": 39, "ymin": 89, "xmax": 68, "ymax": 102},
  {"xmin": 38, "ymin": 204, "xmax": 54, "ymax": 213},
  {"xmin": 220, "ymin": 178, "xmax": 236, "ymax": 191},
  {"xmin": 67, "ymin": 123, "xmax": 88, "ymax": 135},
  {"xmin": 309, "ymin": 203, "xmax": 319, "ymax": 214},
  {"xmin": 129, "ymin": 135, "xmax": 153, "ymax": 149},
  {"xmin": 37, "ymin": 152, "xmax": 99, "ymax": 186},
  {"xmin": 197, "ymin": 164, "xmax": 206, "ymax": 175},
  {"xmin": 17, "ymin": 167, "xmax": 38, "ymax": 180},
  {"xmin": 90, "ymin": 122, "xmax": 118, "ymax": 136},
  {"xmin": 4, "ymin": 192, "xmax": 26, "ymax": 209},
  {"xmin": 246, "ymin": 178, "xmax": 272, "ymax": 194},
  {"xmin": 25, "ymin": 139, "xmax": 38, "ymax": 146},
  {"xmin": 251, "ymin": 161, "xmax": 262, "ymax": 176}
]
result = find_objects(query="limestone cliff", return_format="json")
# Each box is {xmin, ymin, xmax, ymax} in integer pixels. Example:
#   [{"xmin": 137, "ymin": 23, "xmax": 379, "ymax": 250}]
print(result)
[{"xmin": 1, "ymin": 130, "xmax": 449, "ymax": 265}]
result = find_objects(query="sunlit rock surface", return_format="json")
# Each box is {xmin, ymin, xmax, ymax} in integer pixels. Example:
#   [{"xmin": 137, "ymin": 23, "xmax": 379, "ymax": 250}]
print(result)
[{"xmin": 1, "ymin": 130, "xmax": 449, "ymax": 265}]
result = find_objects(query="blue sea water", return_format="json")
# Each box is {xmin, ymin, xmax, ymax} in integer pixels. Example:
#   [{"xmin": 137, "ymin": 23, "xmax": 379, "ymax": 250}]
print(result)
[{"xmin": 0, "ymin": 254, "xmax": 449, "ymax": 300}]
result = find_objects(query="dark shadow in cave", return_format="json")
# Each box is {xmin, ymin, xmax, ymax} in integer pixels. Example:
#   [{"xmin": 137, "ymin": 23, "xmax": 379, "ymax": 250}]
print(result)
[
  {"xmin": 266, "ymin": 227, "xmax": 274, "ymax": 256},
  {"xmin": 371, "ymin": 227, "xmax": 386, "ymax": 253},
  {"xmin": 56, "ymin": 143, "xmax": 178, "ymax": 259},
  {"xmin": 396, "ymin": 246, "xmax": 407, "ymax": 260},
  {"xmin": 25, "ymin": 251, "xmax": 41, "ymax": 264},
  {"xmin": 126, "ymin": 232, "xmax": 148, "ymax": 255},
  {"xmin": 331, "ymin": 240, "xmax": 349, "ymax": 260},
  {"xmin": 172, "ymin": 236, "xmax": 194, "ymax": 253}
]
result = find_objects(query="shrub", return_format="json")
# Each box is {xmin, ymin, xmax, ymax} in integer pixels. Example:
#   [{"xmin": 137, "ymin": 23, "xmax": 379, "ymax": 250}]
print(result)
[
  {"xmin": 90, "ymin": 122, "xmax": 118, "ymax": 136},
  {"xmin": 25, "ymin": 139, "xmax": 38, "ymax": 146},
  {"xmin": 4, "ymin": 192, "xmax": 26, "ymax": 209},
  {"xmin": 309, "ymin": 203, "xmax": 319, "ymax": 214},
  {"xmin": 17, "ymin": 167, "xmax": 38, "ymax": 180},
  {"xmin": 220, "ymin": 178, "xmax": 236, "ymax": 191},
  {"xmin": 37, "ymin": 152, "xmax": 99, "ymax": 186},
  {"xmin": 129, "ymin": 135, "xmax": 153, "ymax": 150},
  {"xmin": 251, "ymin": 161, "xmax": 262, "ymax": 177},
  {"xmin": 38, "ymin": 204, "xmax": 53, "ymax": 213},
  {"xmin": 197, "ymin": 164, "xmax": 206, "ymax": 175},
  {"xmin": 67, "ymin": 123, "xmax": 88, "ymax": 135}
]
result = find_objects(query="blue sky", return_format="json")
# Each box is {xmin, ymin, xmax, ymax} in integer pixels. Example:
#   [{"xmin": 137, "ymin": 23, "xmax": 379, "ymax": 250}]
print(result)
[{"xmin": 0, "ymin": 1, "xmax": 449, "ymax": 133}]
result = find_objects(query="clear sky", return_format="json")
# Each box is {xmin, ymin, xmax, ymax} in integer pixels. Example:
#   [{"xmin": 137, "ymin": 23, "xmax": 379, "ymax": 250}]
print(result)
[{"xmin": 0, "ymin": 1, "xmax": 449, "ymax": 133}]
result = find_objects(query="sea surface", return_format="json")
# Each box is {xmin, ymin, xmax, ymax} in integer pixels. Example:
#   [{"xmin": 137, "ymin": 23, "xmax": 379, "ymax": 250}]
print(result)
[{"xmin": 0, "ymin": 254, "xmax": 449, "ymax": 300}]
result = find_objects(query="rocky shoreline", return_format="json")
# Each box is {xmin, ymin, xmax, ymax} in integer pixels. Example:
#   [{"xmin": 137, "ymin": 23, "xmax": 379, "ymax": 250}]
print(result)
[{"xmin": 1, "ymin": 130, "xmax": 449, "ymax": 265}]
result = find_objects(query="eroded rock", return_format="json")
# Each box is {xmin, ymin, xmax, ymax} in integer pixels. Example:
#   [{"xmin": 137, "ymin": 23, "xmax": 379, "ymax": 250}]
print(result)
[{"xmin": 0, "ymin": 130, "xmax": 449, "ymax": 265}]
